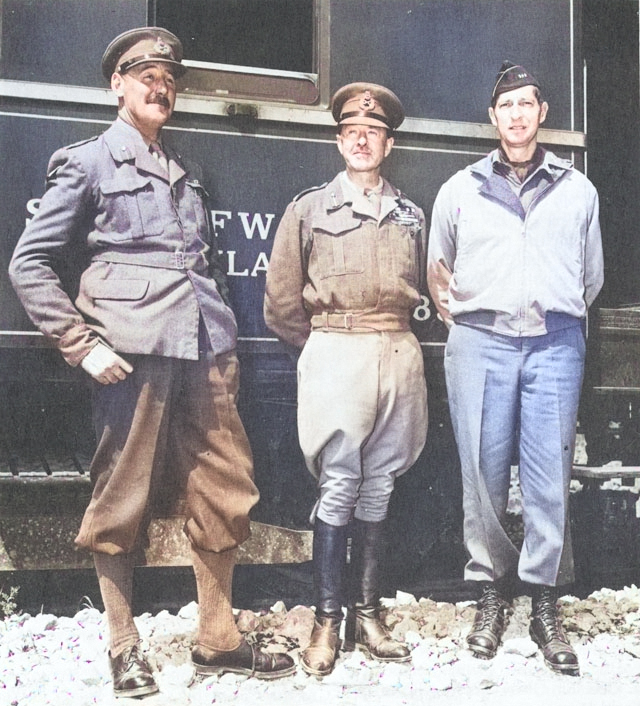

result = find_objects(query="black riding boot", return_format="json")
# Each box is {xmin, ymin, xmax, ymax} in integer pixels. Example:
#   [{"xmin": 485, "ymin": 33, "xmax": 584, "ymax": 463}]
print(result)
[
  {"xmin": 343, "ymin": 518, "xmax": 410, "ymax": 662},
  {"xmin": 529, "ymin": 585, "xmax": 579, "ymax": 676},
  {"xmin": 466, "ymin": 582, "xmax": 511, "ymax": 659},
  {"xmin": 300, "ymin": 518, "xmax": 348, "ymax": 676}
]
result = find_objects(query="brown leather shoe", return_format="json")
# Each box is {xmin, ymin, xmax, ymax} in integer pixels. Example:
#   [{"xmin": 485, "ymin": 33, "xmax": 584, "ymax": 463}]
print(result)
[
  {"xmin": 109, "ymin": 642, "xmax": 159, "ymax": 699},
  {"xmin": 344, "ymin": 606, "xmax": 410, "ymax": 662},
  {"xmin": 300, "ymin": 616, "xmax": 342, "ymax": 676},
  {"xmin": 466, "ymin": 583, "xmax": 511, "ymax": 659},
  {"xmin": 192, "ymin": 637, "xmax": 296, "ymax": 680}
]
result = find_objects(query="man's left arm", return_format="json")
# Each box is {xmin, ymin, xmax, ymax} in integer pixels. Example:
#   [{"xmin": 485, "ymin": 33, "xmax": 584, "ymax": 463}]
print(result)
[
  {"xmin": 206, "ymin": 217, "xmax": 232, "ymax": 307},
  {"xmin": 416, "ymin": 206, "xmax": 428, "ymax": 296},
  {"xmin": 186, "ymin": 159, "xmax": 232, "ymax": 306},
  {"xmin": 584, "ymin": 185, "xmax": 605, "ymax": 308},
  {"xmin": 427, "ymin": 181, "xmax": 457, "ymax": 327}
]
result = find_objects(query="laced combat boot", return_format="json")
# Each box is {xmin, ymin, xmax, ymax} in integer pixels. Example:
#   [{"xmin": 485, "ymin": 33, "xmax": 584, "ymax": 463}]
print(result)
[
  {"xmin": 466, "ymin": 582, "xmax": 511, "ymax": 659},
  {"xmin": 529, "ymin": 585, "xmax": 579, "ymax": 676},
  {"xmin": 343, "ymin": 519, "xmax": 410, "ymax": 662},
  {"xmin": 300, "ymin": 518, "xmax": 348, "ymax": 677}
]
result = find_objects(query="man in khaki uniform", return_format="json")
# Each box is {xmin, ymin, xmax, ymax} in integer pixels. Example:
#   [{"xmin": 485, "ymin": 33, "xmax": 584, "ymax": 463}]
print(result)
[
  {"xmin": 264, "ymin": 83, "xmax": 428, "ymax": 676},
  {"xmin": 9, "ymin": 27, "xmax": 293, "ymax": 698}
]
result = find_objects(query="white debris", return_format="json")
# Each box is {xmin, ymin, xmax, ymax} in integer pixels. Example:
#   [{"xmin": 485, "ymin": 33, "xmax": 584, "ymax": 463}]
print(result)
[
  {"xmin": 4, "ymin": 586, "xmax": 640, "ymax": 705},
  {"xmin": 502, "ymin": 637, "xmax": 539, "ymax": 658},
  {"xmin": 426, "ymin": 664, "xmax": 454, "ymax": 691},
  {"xmin": 177, "ymin": 601, "xmax": 199, "ymax": 621},
  {"xmin": 394, "ymin": 590, "xmax": 419, "ymax": 606}
]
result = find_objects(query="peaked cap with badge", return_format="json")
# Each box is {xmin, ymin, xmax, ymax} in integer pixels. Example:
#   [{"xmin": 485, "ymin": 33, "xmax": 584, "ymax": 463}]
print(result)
[
  {"xmin": 491, "ymin": 60, "xmax": 541, "ymax": 104},
  {"xmin": 331, "ymin": 82, "xmax": 405, "ymax": 131},
  {"xmin": 101, "ymin": 26, "xmax": 186, "ymax": 81}
]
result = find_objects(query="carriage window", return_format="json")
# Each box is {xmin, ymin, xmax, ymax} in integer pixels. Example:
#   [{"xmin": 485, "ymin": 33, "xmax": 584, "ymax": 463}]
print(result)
[{"xmin": 150, "ymin": 0, "xmax": 322, "ymax": 105}]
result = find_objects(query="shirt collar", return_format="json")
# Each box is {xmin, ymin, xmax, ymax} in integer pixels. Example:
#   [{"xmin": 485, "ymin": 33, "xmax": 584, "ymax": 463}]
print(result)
[
  {"xmin": 340, "ymin": 171, "xmax": 383, "ymax": 197},
  {"xmin": 472, "ymin": 148, "xmax": 572, "ymax": 183}
]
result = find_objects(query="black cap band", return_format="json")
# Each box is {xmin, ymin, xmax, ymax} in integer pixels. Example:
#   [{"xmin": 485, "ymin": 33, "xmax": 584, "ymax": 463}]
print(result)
[
  {"xmin": 117, "ymin": 54, "xmax": 185, "ymax": 76},
  {"xmin": 339, "ymin": 110, "xmax": 393, "ymax": 129}
]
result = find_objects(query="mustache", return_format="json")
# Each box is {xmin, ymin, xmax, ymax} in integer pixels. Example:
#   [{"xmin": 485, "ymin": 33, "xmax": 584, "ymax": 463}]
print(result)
[{"xmin": 149, "ymin": 95, "xmax": 171, "ymax": 108}]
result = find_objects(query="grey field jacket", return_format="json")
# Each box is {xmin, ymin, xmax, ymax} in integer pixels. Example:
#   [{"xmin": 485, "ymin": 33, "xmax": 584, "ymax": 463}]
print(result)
[{"xmin": 9, "ymin": 119, "xmax": 236, "ymax": 365}]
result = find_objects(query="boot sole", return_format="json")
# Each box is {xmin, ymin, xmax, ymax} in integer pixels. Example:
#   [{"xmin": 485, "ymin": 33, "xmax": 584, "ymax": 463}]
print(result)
[
  {"xmin": 300, "ymin": 660, "xmax": 334, "ymax": 677},
  {"xmin": 114, "ymin": 682, "xmax": 159, "ymax": 698},
  {"xmin": 194, "ymin": 663, "xmax": 297, "ymax": 680},
  {"xmin": 467, "ymin": 642, "xmax": 497, "ymax": 660},
  {"xmin": 542, "ymin": 657, "xmax": 580, "ymax": 676},
  {"xmin": 343, "ymin": 640, "xmax": 411, "ymax": 663}
]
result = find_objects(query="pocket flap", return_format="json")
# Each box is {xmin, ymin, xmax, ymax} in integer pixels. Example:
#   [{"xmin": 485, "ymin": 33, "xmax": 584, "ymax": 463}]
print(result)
[
  {"xmin": 313, "ymin": 213, "xmax": 361, "ymax": 236},
  {"xmin": 186, "ymin": 179, "xmax": 209, "ymax": 198},
  {"xmin": 87, "ymin": 279, "xmax": 149, "ymax": 300}
]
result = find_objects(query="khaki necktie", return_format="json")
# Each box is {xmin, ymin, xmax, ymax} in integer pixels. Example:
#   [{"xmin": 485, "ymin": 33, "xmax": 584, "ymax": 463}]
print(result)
[
  {"xmin": 149, "ymin": 141, "xmax": 168, "ymax": 173},
  {"xmin": 364, "ymin": 187, "xmax": 381, "ymax": 218}
]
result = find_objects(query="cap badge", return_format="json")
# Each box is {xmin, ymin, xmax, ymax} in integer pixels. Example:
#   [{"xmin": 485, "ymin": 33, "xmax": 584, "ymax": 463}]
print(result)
[
  {"xmin": 359, "ymin": 90, "xmax": 375, "ymax": 111},
  {"xmin": 154, "ymin": 38, "xmax": 173, "ymax": 57}
]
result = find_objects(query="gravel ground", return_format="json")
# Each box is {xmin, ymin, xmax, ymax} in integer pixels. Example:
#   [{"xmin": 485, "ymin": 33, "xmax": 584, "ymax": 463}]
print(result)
[
  {"xmin": 4, "ymin": 437, "xmax": 638, "ymax": 704},
  {"xmin": 2, "ymin": 585, "xmax": 640, "ymax": 706}
]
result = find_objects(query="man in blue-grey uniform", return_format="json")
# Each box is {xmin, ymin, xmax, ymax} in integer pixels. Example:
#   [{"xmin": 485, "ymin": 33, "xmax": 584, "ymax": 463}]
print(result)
[
  {"xmin": 9, "ymin": 27, "xmax": 293, "ymax": 698},
  {"xmin": 427, "ymin": 61, "xmax": 604, "ymax": 675},
  {"xmin": 265, "ymin": 83, "xmax": 428, "ymax": 676}
]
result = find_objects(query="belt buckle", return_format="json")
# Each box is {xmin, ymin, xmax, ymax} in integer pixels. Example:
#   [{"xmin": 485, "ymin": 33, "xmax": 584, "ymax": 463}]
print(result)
[
  {"xmin": 344, "ymin": 313, "xmax": 353, "ymax": 330},
  {"xmin": 174, "ymin": 250, "xmax": 185, "ymax": 269}
]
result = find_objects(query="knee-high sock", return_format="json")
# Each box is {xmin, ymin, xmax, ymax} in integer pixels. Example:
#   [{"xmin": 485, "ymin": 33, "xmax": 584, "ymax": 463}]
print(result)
[
  {"xmin": 192, "ymin": 546, "xmax": 242, "ymax": 651},
  {"xmin": 93, "ymin": 552, "xmax": 139, "ymax": 657}
]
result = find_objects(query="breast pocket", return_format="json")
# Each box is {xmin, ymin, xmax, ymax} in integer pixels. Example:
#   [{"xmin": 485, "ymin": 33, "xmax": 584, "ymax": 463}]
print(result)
[
  {"xmin": 388, "ymin": 223, "xmax": 420, "ymax": 283},
  {"xmin": 311, "ymin": 216, "xmax": 365, "ymax": 279},
  {"xmin": 182, "ymin": 179, "xmax": 210, "ymax": 237},
  {"xmin": 99, "ymin": 176, "xmax": 163, "ymax": 240}
]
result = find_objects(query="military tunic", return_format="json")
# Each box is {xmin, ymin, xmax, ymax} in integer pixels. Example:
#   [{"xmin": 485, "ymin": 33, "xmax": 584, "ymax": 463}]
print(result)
[
  {"xmin": 264, "ymin": 172, "xmax": 428, "ymax": 525},
  {"xmin": 9, "ymin": 119, "xmax": 258, "ymax": 554}
]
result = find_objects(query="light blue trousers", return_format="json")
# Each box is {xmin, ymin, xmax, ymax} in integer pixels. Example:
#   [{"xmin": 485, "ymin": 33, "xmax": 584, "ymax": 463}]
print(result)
[{"xmin": 444, "ymin": 322, "xmax": 585, "ymax": 586}]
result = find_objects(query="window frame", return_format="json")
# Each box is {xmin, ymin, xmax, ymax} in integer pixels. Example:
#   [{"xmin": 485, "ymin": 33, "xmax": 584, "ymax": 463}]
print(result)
[{"xmin": 148, "ymin": 0, "xmax": 331, "ymax": 108}]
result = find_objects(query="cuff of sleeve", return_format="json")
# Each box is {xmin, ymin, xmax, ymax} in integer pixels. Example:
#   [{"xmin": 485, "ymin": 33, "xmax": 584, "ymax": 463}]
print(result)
[{"xmin": 57, "ymin": 324, "xmax": 100, "ymax": 367}]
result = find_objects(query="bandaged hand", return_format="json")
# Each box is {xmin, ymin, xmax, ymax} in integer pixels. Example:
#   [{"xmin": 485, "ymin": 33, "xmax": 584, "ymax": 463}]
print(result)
[{"xmin": 80, "ymin": 341, "xmax": 133, "ymax": 384}]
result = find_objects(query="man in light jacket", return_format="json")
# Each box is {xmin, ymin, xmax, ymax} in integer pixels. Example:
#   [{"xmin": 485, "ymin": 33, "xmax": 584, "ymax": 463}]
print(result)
[{"xmin": 427, "ymin": 61, "xmax": 603, "ymax": 676}]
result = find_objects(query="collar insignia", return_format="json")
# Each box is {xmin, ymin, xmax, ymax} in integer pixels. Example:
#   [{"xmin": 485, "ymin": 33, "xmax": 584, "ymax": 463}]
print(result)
[{"xmin": 388, "ymin": 201, "xmax": 420, "ymax": 227}]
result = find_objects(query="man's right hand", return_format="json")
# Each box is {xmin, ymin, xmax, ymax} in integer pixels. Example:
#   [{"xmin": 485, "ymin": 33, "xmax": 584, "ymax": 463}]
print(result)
[{"xmin": 80, "ymin": 341, "xmax": 134, "ymax": 384}]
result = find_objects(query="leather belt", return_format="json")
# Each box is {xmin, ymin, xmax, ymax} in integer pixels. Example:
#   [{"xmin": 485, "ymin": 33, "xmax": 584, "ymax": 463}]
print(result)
[
  {"xmin": 310, "ymin": 310, "xmax": 410, "ymax": 333},
  {"xmin": 92, "ymin": 250, "xmax": 208, "ymax": 271}
]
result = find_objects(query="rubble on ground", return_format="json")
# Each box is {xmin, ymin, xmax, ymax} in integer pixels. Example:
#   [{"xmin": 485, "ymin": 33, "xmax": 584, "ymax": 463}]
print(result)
[{"xmin": 3, "ymin": 585, "xmax": 640, "ymax": 705}]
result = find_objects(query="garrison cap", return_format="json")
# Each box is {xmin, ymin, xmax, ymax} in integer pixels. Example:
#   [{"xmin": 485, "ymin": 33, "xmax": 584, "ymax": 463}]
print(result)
[
  {"xmin": 101, "ymin": 27, "xmax": 186, "ymax": 81},
  {"xmin": 331, "ymin": 82, "xmax": 404, "ymax": 131},
  {"xmin": 491, "ymin": 60, "xmax": 540, "ymax": 103}
]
